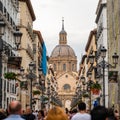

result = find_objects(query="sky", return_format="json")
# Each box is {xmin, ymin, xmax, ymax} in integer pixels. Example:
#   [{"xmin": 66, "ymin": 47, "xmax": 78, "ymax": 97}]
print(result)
[{"xmin": 31, "ymin": 0, "xmax": 99, "ymax": 66}]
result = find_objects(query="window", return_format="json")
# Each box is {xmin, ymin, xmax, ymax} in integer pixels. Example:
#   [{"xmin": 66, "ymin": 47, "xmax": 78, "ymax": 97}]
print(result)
[
  {"xmin": 54, "ymin": 64, "xmax": 56, "ymax": 71},
  {"xmin": 63, "ymin": 64, "xmax": 66, "ymax": 71},
  {"xmin": 63, "ymin": 84, "xmax": 71, "ymax": 92},
  {"xmin": 58, "ymin": 62, "xmax": 60, "ymax": 70},
  {"xmin": 72, "ymin": 64, "xmax": 74, "ymax": 71},
  {"xmin": 7, "ymin": 81, "xmax": 9, "ymax": 92}
]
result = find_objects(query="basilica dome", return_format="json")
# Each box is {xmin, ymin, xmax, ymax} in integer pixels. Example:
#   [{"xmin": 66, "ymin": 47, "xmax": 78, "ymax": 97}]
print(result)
[{"xmin": 51, "ymin": 44, "xmax": 76, "ymax": 57}]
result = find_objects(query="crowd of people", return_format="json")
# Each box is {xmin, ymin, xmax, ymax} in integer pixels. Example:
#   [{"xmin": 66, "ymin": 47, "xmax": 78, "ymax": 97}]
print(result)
[{"xmin": 0, "ymin": 100, "xmax": 119, "ymax": 120}]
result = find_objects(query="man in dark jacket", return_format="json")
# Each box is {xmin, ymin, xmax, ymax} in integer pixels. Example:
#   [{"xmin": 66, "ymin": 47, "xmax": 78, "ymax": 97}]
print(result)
[{"xmin": 21, "ymin": 108, "xmax": 35, "ymax": 120}]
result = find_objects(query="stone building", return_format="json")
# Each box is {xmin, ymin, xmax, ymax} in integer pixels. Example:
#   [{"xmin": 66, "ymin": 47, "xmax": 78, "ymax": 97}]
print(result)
[
  {"xmin": 18, "ymin": 0, "xmax": 36, "ymax": 110},
  {"xmin": 107, "ymin": 0, "xmax": 120, "ymax": 110},
  {"xmin": 95, "ymin": 0, "xmax": 108, "ymax": 107},
  {"xmin": 49, "ymin": 19, "xmax": 77, "ymax": 109},
  {"xmin": 0, "ymin": 0, "xmax": 22, "ymax": 109},
  {"xmin": 76, "ymin": 29, "xmax": 97, "ymax": 110}
]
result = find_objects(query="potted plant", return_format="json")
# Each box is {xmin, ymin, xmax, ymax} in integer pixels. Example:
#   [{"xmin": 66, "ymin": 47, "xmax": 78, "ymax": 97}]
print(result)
[
  {"xmin": 91, "ymin": 82, "xmax": 101, "ymax": 95},
  {"xmin": 82, "ymin": 93, "xmax": 89, "ymax": 98},
  {"xmin": 33, "ymin": 90, "xmax": 40, "ymax": 95},
  {"xmin": 43, "ymin": 96, "xmax": 49, "ymax": 101},
  {"xmin": 4, "ymin": 72, "xmax": 17, "ymax": 80}
]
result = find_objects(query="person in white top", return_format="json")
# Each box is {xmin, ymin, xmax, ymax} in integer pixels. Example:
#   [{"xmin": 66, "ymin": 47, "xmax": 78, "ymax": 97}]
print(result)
[
  {"xmin": 33, "ymin": 110, "xmax": 38, "ymax": 120},
  {"xmin": 71, "ymin": 102, "xmax": 91, "ymax": 120}
]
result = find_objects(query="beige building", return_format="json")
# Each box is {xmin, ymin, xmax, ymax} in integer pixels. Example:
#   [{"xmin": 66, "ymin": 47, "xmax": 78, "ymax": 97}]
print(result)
[
  {"xmin": 18, "ymin": 0, "xmax": 36, "ymax": 110},
  {"xmin": 49, "ymin": 19, "xmax": 77, "ymax": 109},
  {"xmin": 107, "ymin": 0, "xmax": 120, "ymax": 110},
  {"xmin": 77, "ymin": 29, "xmax": 97, "ymax": 110},
  {"xmin": 33, "ymin": 30, "xmax": 44, "ymax": 110}
]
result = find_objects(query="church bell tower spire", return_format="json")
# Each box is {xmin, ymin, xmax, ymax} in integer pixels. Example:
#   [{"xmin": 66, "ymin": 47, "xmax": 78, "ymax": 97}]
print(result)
[
  {"xmin": 59, "ymin": 17, "xmax": 67, "ymax": 45},
  {"xmin": 62, "ymin": 17, "xmax": 64, "ymax": 30}
]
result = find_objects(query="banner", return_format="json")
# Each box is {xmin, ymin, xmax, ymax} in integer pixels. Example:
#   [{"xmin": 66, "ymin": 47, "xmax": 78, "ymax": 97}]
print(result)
[{"xmin": 41, "ymin": 42, "xmax": 47, "ymax": 76}]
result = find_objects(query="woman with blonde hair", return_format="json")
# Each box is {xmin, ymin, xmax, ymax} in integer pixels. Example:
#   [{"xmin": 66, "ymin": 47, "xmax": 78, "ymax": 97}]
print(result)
[{"xmin": 46, "ymin": 106, "xmax": 69, "ymax": 120}]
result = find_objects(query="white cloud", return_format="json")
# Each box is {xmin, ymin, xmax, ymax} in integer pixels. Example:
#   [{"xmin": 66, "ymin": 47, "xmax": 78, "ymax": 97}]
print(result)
[{"xmin": 31, "ymin": 0, "xmax": 99, "ymax": 67}]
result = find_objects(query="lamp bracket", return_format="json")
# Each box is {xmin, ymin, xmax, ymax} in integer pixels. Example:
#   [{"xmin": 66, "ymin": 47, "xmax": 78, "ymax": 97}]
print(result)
[{"xmin": 97, "ymin": 61, "xmax": 116, "ymax": 69}]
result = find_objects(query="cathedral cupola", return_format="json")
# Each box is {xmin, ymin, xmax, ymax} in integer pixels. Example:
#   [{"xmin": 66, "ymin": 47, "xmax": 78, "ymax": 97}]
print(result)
[{"xmin": 59, "ymin": 17, "xmax": 67, "ymax": 45}]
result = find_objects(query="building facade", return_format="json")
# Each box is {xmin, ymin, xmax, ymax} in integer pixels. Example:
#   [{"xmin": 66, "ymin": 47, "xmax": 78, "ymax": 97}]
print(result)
[
  {"xmin": 76, "ymin": 29, "xmax": 97, "ymax": 110},
  {"xmin": 107, "ymin": 0, "xmax": 120, "ymax": 110},
  {"xmin": 18, "ymin": 0, "xmax": 36, "ymax": 110},
  {"xmin": 95, "ymin": 0, "xmax": 108, "ymax": 107},
  {"xmin": 49, "ymin": 19, "xmax": 77, "ymax": 109},
  {"xmin": 33, "ymin": 30, "xmax": 44, "ymax": 110},
  {"xmin": 0, "ymin": 0, "xmax": 22, "ymax": 109}
]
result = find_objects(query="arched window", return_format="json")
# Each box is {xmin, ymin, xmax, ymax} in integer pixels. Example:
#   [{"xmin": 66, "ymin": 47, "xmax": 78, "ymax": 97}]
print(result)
[
  {"xmin": 72, "ymin": 64, "xmax": 74, "ymax": 71},
  {"xmin": 54, "ymin": 64, "xmax": 56, "ymax": 71},
  {"xmin": 63, "ymin": 84, "xmax": 71, "ymax": 92},
  {"xmin": 63, "ymin": 64, "xmax": 66, "ymax": 71}
]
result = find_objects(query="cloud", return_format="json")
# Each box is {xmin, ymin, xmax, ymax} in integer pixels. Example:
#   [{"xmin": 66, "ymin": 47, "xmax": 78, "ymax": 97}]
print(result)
[{"xmin": 31, "ymin": 0, "xmax": 99, "ymax": 67}]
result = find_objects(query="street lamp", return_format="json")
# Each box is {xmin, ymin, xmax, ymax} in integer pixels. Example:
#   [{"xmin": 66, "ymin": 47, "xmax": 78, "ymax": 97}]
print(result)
[
  {"xmin": 29, "ymin": 62, "xmax": 35, "ymax": 110},
  {"xmin": 101, "ymin": 46, "xmax": 107, "ymax": 58},
  {"xmin": 90, "ymin": 46, "xmax": 119, "ymax": 107},
  {"xmin": 100, "ymin": 46, "xmax": 119, "ymax": 106},
  {"xmin": 14, "ymin": 29, "xmax": 23, "ymax": 50},
  {"xmin": 100, "ymin": 46, "xmax": 107, "ymax": 107},
  {"xmin": 20, "ymin": 67, "xmax": 25, "ymax": 76},
  {"xmin": 112, "ymin": 53, "xmax": 119, "ymax": 65}
]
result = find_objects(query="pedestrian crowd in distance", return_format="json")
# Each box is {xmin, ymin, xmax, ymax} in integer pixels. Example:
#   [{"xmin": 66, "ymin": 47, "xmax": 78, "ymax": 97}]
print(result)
[
  {"xmin": 0, "ymin": 101, "xmax": 46, "ymax": 120},
  {"xmin": 0, "ymin": 100, "xmax": 119, "ymax": 120}
]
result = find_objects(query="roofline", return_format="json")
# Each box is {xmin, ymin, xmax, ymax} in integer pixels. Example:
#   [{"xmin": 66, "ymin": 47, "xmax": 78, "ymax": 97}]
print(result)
[
  {"xmin": 19, "ymin": 0, "xmax": 36, "ymax": 21},
  {"xmin": 81, "ymin": 54, "xmax": 87, "ymax": 64},
  {"xmin": 33, "ymin": 30, "xmax": 43, "ymax": 44},
  {"xmin": 95, "ymin": 3, "xmax": 106, "ymax": 23},
  {"xmin": 78, "ymin": 54, "xmax": 87, "ymax": 76},
  {"xmin": 85, "ymin": 29, "xmax": 97, "ymax": 52}
]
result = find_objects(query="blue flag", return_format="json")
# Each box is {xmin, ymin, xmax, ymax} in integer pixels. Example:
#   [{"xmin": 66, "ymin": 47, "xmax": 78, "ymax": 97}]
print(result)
[{"xmin": 41, "ymin": 42, "xmax": 47, "ymax": 76}]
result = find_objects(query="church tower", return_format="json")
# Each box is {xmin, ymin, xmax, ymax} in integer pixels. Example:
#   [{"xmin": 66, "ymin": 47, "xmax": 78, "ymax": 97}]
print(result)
[
  {"xmin": 49, "ymin": 18, "xmax": 77, "ymax": 109},
  {"xmin": 59, "ymin": 18, "xmax": 67, "ymax": 45}
]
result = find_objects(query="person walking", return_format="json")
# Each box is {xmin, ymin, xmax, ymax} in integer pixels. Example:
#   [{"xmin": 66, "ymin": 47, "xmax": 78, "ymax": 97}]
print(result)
[
  {"xmin": 114, "ymin": 110, "xmax": 119, "ymax": 120},
  {"xmin": 38, "ymin": 110, "xmax": 45, "ymax": 120},
  {"xmin": 90, "ymin": 105, "xmax": 108, "ymax": 120},
  {"xmin": 71, "ymin": 102, "xmax": 91, "ymax": 120},
  {"xmin": 70, "ymin": 109, "xmax": 78, "ymax": 119},
  {"xmin": 21, "ymin": 108, "xmax": 35, "ymax": 120},
  {"xmin": 4, "ymin": 100, "xmax": 25, "ymax": 120},
  {"xmin": 46, "ymin": 106, "xmax": 69, "ymax": 120},
  {"xmin": 33, "ymin": 110, "xmax": 38, "ymax": 120}
]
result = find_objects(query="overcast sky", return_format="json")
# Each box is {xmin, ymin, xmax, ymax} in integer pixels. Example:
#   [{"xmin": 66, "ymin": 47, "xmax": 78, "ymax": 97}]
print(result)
[{"xmin": 31, "ymin": 0, "xmax": 99, "ymax": 66}]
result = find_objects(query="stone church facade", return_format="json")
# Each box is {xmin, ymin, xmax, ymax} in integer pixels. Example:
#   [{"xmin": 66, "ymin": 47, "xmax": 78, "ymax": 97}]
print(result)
[{"xmin": 49, "ymin": 19, "xmax": 77, "ymax": 109}]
